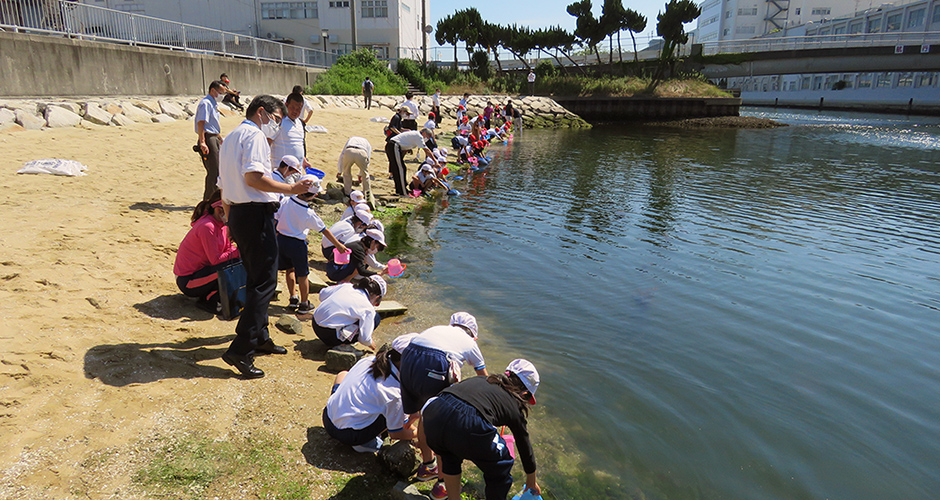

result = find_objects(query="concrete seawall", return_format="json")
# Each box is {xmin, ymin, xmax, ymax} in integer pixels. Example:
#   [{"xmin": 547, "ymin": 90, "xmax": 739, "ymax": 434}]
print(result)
[
  {"xmin": 0, "ymin": 31, "xmax": 322, "ymax": 97},
  {"xmin": 553, "ymin": 96, "xmax": 742, "ymax": 122}
]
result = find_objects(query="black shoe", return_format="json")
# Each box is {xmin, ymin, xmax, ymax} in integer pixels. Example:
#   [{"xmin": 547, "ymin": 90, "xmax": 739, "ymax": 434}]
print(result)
[
  {"xmin": 222, "ymin": 353, "xmax": 264, "ymax": 379},
  {"xmin": 256, "ymin": 339, "xmax": 288, "ymax": 355}
]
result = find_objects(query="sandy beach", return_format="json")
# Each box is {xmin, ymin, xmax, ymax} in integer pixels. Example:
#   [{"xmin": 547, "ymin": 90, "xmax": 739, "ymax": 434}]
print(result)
[{"xmin": 0, "ymin": 105, "xmax": 441, "ymax": 498}]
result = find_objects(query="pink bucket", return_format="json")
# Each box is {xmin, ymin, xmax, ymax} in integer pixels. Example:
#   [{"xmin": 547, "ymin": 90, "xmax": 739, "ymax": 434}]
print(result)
[
  {"xmin": 502, "ymin": 434, "xmax": 516, "ymax": 458},
  {"xmin": 333, "ymin": 247, "xmax": 351, "ymax": 264},
  {"xmin": 387, "ymin": 259, "xmax": 406, "ymax": 278}
]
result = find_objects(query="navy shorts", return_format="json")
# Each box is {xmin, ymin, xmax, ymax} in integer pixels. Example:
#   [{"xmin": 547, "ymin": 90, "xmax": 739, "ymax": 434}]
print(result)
[
  {"xmin": 277, "ymin": 233, "xmax": 310, "ymax": 277},
  {"xmin": 322, "ymin": 406, "xmax": 387, "ymax": 447},
  {"xmin": 422, "ymin": 393, "xmax": 515, "ymax": 500},
  {"xmin": 400, "ymin": 344, "xmax": 452, "ymax": 415},
  {"xmin": 325, "ymin": 260, "xmax": 356, "ymax": 282}
]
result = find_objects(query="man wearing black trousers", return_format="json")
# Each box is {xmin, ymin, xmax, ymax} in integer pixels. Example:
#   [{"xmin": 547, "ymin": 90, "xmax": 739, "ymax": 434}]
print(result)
[{"xmin": 218, "ymin": 95, "xmax": 313, "ymax": 378}]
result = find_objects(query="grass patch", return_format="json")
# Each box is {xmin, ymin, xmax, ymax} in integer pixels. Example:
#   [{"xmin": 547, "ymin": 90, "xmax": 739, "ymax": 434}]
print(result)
[
  {"xmin": 133, "ymin": 432, "xmax": 310, "ymax": 500},
  {"xmin": 537, "ymin": 75, "xmax": 731, "ymax": 98}
]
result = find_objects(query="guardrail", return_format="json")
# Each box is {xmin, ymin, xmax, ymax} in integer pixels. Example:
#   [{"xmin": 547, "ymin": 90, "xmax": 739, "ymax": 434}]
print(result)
[
  {"xmin": 701, "ymin": 31, "xmax": 940, "ymax": 55},
  {"xmin": 0, "ymin": 0, "xmax": 337, "ymax": 68}
]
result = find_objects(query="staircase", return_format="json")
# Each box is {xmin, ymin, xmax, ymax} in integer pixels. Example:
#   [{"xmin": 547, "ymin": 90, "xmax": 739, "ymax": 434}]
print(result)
[{"xmin": 405, "ymin": 83, "xmax": 426, "ymax": 96}]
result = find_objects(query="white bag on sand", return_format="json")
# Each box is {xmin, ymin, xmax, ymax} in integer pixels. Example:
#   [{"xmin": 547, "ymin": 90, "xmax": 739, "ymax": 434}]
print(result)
[
  {"xmin": 370, "ymin": 117, "xmax": 390, "ymax": 123},
  {"xmin": 304, "ymin": 124, "xmax": 329, "ymax": 134},
  {"xmin": 17, "ymin": 159, "xmax": 88, "ymax": 176}
]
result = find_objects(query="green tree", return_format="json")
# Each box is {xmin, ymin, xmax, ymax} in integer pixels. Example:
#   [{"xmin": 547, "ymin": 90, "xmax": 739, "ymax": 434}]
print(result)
[
  {"xmin": 650, "ymin": 0, "xmax": 701, "ymax": 88},
  {"xmin": 500, "ymin": 24, "xmax": 537, "ymax": 71},
  {"xmin": 622, "ymin": 8, "xmax": 648, "ymax": 64},
  {"xmin": 435, "ymin": 14, "xmax": 461, "ymax": 70},
  {"xmin": 566, "ymin": 0, "xmax": 605, "ymax": 62}
]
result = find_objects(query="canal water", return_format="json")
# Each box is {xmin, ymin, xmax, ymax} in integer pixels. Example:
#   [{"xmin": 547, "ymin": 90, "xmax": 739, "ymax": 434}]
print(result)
[{"xmin": 390, "ymin": 108, "xmax": 940, "ymax": 500}]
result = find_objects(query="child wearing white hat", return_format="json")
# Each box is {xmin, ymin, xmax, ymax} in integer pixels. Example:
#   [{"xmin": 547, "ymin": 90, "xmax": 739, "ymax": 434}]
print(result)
[{"xmin": 312, "ymin": 275, "xmax": 386, "ymax": 350}]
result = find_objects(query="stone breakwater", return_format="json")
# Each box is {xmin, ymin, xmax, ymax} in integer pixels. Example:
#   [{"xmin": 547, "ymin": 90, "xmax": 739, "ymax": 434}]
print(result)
[{"xmin": 0, "ymin": 94, "xmax": 589, "ymax": 131}]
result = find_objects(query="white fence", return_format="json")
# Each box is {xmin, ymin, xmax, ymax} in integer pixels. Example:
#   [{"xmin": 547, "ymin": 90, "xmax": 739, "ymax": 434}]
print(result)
[{"xmin": 0, "ymin": 0, "xmax": 337, "ymax": 67}]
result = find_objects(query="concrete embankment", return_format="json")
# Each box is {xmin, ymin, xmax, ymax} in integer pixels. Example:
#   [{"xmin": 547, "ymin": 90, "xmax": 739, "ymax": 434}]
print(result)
[{"xmin": 0, "ymin": 93, "xmax": 590, "ymax": 131}]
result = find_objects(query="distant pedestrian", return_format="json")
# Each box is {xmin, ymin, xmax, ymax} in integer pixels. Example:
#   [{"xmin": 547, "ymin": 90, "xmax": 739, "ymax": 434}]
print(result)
[
  {"xmin": 289, "ymin": 85, "xmax": 314, "ymax": 124},
  {"xmin": 194, "ymin": 80, "xmax": 225, "ymax": 200},
  {"xmin": 401, "ymin": 92, "xmax": 419, "ymax": 131},
  {"xmin": 217, "ymin": 95, "xmax": 314, "ymax": 379},
  {"xmin": 219, "ymin": 73, "xmax": 244, "ymax": 111},
  {"xmin": 431, "ymin": 88, "xmax": 442, "ymax": 125},
  {"xmin": 528, "ymin": 70, "xmax": 536, "ymax": 95},
  {"xmin": 363, "ymin": 77, "xmax": 375, "ymax": 109}
]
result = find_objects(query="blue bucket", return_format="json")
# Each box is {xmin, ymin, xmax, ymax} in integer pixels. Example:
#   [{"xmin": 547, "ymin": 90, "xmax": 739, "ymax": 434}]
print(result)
[{"xmin": 305, "ymin": 167, "xmax": 325, "ymax": 179}]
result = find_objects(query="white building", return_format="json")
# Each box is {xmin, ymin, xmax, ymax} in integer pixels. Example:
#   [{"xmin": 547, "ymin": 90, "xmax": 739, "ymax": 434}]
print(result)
[
  {"xmin": 696, "ymin": 0, "xmax": 861, "ymax": 42},
  {"xmin": 78, "ymin": 0, "xmax": 428, "ymax": 61}
]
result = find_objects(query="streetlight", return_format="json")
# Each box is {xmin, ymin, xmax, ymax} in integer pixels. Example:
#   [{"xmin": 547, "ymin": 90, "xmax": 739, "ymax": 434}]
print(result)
[{"xmin": 321, "ymin": 28, "xmax": 329, "ymax": 53}]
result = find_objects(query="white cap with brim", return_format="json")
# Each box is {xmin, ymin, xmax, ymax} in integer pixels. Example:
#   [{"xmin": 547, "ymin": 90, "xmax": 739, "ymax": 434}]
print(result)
[
  {"xmin": 420, "ymin": 163, "xmax": 435, "ymax": 173},
  {"xmin": 506, "ymin": 358, "xmax": 540, "ymax": 405},
  {"xmin": 280, "ymin": 155, "xmax": 302, "ymax": 172},
  {"xmin": 369, "ymin": 275, "xmax": 387, "ymax": 297},
  {"xmin": 365, "ymin": 227, "xmax": 386, "ymax": 247},
  {"xmin": 349, "ymin": 190, "xmax": 367, "ymax": 204},
  {"xmin": 449, "ymin": 311, "xmax": 478, "ymax": 339},
  {"xmin": 298, "ymin": 174, "xmax": 323, "ymax": 194},
  {"xmin": 354, "ymin": 204, "xmax": 373, "ymax": 223}
]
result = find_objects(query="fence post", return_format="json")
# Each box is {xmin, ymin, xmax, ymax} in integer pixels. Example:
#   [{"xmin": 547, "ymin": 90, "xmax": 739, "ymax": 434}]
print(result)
[
  {"xmin": 131, "ymin": 16, "xmax": 137, "ymax": 45},
  {"xmin": 221, "ymin": 30, "xmax": 227, "ymax": 56},
  {"xmin": 253, "ymin": 38, "xmax": 259, "ymax": 60},
  {"xmin": 181, "ymin": 24, "xmax": 187, "ymax": 50},
  {"xmin": 280, "ymin": 43, "xmax": 284, "ymax": 63}
]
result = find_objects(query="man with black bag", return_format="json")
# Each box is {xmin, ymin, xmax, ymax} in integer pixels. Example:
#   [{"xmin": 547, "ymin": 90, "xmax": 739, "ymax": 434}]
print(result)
[{"xmin": 217, "ymin": 95, "xmax": 314, "ymax": 379}]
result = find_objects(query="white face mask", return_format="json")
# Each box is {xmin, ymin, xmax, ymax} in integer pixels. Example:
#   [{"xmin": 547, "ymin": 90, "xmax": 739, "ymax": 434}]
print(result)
[
  {"xmin": 261, "ymin": 109, "xmax": 280, "ymax": 139},
  {"xmin": 285, "ymin": 172, "xmax": 302, "ymax": 184}
]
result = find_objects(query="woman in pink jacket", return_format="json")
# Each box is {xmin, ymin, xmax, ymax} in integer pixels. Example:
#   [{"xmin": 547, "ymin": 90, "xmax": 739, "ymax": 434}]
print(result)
[{"xmin": 173, "ymin": 192, "xmax": 240, "ymax": 312}]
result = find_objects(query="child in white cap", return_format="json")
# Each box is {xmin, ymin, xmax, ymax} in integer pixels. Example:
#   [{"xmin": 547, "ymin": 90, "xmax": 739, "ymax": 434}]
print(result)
[
  {"xmin": 408, "ymin": 163, "xmax": 447, "ymax": 197},
  {"xmin": 272, "ymin": 154, "xmax": 305, "ymax": 206},
  {"xmin": 341, "ymin": 190, "xmax": 370, "ymax": 220},
  {"xmin": 312, "ymin": 275, "xmax": 386, "ymax": 350},
  {"xmin": 420, "ymin": 358, "xmax": 541, "ymax": 500},
  {"xmin": 325, "ymin": 226, "xmax": 387, "ymax": 282},
  {"xmin": 276, "ymin": 174, "xmax": 348, "ymax": 314}
]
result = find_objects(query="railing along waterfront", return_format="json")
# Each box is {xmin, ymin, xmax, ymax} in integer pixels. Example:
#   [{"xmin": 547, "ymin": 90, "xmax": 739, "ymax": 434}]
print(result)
[
  {"xmin": 701, "ymin": 31, "xmax": 940, "ymax": 55},
  {"xmin": 0, "ymin": 0, "xmax": 336, "ymax": 68}
]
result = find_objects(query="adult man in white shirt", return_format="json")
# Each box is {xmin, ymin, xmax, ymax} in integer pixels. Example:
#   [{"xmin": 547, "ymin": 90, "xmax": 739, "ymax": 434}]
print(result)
[
  {"xmin": 385, "ymin": 128, "xmax": 440, "ymax": 196},
  {"xmin": 270, "ymin": 93, "xmax": 309, "ymax": 171},
  {"xmin": 400, "ymin": 92, "xmax": 419, "ymax": 131},
  {"xmin": 362, "ymin": 77, "xmax": 375, "ymax": 109},
  {"xmin": 337, "ymin": 136, "xmax": 374, "ymax": 205},
  {"xmin": 528, "ymin": 70, "xmax": 536, "ymax": 95},
  {"xmin": 218, "ymin": 95, "xmax": 313, "ymax": 379},
  {"xmin": 195, "ymin": 80, "xmax": 225, "ymax": 201}
]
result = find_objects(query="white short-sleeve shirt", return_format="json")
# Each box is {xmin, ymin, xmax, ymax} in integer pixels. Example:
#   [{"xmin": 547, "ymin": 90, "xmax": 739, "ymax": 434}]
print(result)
[
  {"xmin": 276, "ymin": 196, "xmax": 326, "ymax": 240},
  {"xmin": 270, "ymin": 115, "xmax": 306, "ymax": 168},
  {"xmin": 218, "ymin": 120, "xmax": 278, "ymax": 204},
  {"xmin": 327, "ymin": 355, "xmax": 407, "ymax": 432},
  {"xmin": 410, "ymin": 325, "xmax": 486, "ymax": 371},
  {"xmin": 392, "ymin": 131, "xmax": 427, "ymax": 150},
  {"xmin": 314, "ymin": 283, "xmax": 378, "ymax": 345}
]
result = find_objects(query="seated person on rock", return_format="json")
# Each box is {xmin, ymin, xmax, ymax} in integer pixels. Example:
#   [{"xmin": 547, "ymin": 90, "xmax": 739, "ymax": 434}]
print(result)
[
  {"xmin": 323, "ymin": 343, "xmax": 417, "ymax": 453},
  {"xmin": 321, "ymin": 204, "xmax": 372, "ymax": 260},
  {"xmin": 173, "ymin": 191, "xmax": 240, "ymax": 313},
  {"xmin": 409, "ymin": 163, "xmax": 447, "ymax": 197},
  {"xmin": 312, "ymin": 275, "xmax": 386, "ymax": 350},
  {"xmin": 325, "ymin": 226, "xmax": 388, "ymax": 283}
]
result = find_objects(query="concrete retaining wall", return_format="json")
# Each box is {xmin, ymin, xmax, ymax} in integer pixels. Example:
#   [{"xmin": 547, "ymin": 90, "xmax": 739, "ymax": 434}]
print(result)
[
  {"xmin": 553, "ymin": 96, "xmax": 742, "ymax": 122},
  {"xmin": 0, "ymin": 31, "xmax": 323, "ymax": 97}
]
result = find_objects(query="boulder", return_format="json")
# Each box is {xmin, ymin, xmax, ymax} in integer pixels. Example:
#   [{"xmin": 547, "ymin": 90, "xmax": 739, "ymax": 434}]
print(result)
[
  {"xmin": 151, "ymin": 113, "xmax": 175, "ymax": 123},
  {"xmin": 111, "ymin": 113, "xmax": 134, "ymax": 127},
  {"xmin": 219, "ymin": 106, "xmax": 238, "ymax": 117},
  {"xmin": 375, "ymin": 300, "xmax": 408, "ymax": 317},
  {"xmin": 158, "ymin": 100, "xmax": 187, "ymax": 119},
  {"xmin": 134, "ymin": 100, "xmax": 161, "ymax": 114},
  {"xmin": 390, "ymin": 482, "xmax": 428, "ymax": 500},
  {"xmin": 183, "ymin": 102, "xmax": 199, "ymax": 116},
  {"xmin": 82, "ymin": 104, "xmax": 113, "ymax": 126},
  {"xmin": 324, "ymin": 344, "xmax": 364, "ymax": 373},
  {"xmin": 275, "ymin": 314, "xmax": 303, "ymax": 335},
  {"xmin": 48, "ymin": 102, "xmax": 80, "ymax": 114},
  {"xmin": 380, "ymin": 443, "xmax": 422, "ymax": 479},
  {"xmin": 120, "ymin": 102, "xmax": 152, "ymax": 122},
  {"xmin": 45, "ymin": 106, "xmax": 82, "ymax": 128},
  {"xmin": 307, "ymin": 274, "xmax": 329, "ymax": 293},
  {"xmin": 104, "ymin": 103, "xmax": 124, "ymax": 115},
  {"xmin": 14, "ymin": 109, "xmax": 45, "ymax": 130},
  {"xmin": 0, "ymin": 108, "xmax": 17, "ymax": 126}
]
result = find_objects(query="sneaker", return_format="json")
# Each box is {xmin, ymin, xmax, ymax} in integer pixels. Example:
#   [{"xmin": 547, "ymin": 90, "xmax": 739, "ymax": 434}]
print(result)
[
  {"xmin": 415, "ymin": 459, "xmax": 438, "ymax": 482},
  {"xmin": 287, "ymin": 295, "xmax": 300, "ymax": 311},
  {"xmin": 430, "ymin": 481, "xmax": 447, "ymax": 500},
  {"xmin": 296, "ymin": 301, "xmax": 313, "ymax": 315},
  {"xmin": 351, "ymin": 436, "xmax": 383, "ymax": 454}
]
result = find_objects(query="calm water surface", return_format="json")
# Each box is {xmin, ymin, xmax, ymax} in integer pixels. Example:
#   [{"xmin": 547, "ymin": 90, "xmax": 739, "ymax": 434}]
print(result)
[{"xmin": 392, "ymin": 108, "xmax": 940, "ymax": 500}]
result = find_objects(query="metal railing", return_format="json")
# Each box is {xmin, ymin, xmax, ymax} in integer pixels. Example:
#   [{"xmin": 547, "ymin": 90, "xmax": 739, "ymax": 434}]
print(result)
[
  {"xmin": 701, "ymin": 31, "xmax": 940, "ymax": 55},
  {"xmin": 0, "ymin": 0, "xmax": 337, "ymax": 68}
]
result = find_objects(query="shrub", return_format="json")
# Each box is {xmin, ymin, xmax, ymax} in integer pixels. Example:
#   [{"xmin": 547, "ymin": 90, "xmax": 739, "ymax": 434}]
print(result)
[
  {"xmin": 470, "ymin": 50, "xmax": 491, "ymax": 80},
  {"xmin": 308, "ymin": 48, "xmax": 406, "ymax": 95},
  {"xmin": 396, "ymin": 59, "xmax": 447, "ymax": 94},
  {"xmin": 535, "ymin": 60, "xmax": 558, "ymax": 78}
]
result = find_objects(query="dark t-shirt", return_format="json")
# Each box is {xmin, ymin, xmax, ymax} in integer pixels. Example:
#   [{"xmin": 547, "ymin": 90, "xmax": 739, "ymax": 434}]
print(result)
[
  {"xmin": 387, "ymin": 113, "xmax": 403, "ymax": 141},
  {"xmin": 442, "ymin": 376, "xmax": 536, "ymax": 473},
  {"xmin": 345, "ymin": 239, "xmax": 376, "ymax": 277}
]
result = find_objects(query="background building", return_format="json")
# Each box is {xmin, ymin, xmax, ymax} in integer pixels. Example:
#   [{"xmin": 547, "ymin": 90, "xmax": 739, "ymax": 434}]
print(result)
[
  {"xmin": 696, "ymin": 0, "xmax": 862, "ymax": 42},
  {"xmin": 77, "ymin": 0, "xmax": 428, "ymax": 61}
]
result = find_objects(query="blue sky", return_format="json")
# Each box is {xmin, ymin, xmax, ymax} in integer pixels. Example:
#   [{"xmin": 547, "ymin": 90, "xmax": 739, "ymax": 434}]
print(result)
[{"xmin": 429, "ymin": 0, "xmax": 670, "ymax": 47}]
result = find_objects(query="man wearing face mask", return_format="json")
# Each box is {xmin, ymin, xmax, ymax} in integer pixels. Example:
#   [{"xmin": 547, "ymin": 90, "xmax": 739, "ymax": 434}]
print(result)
[
  {"xmin": 217, "ymin": 95, "xmax": 314, "ymax": 379},
  {"xmin": 194, "ymin": 80, "xmax": 226, "ymax": 201},
  {"xmin": 270, "ymin": 92, "xmax": 310, "ymax": 172}
]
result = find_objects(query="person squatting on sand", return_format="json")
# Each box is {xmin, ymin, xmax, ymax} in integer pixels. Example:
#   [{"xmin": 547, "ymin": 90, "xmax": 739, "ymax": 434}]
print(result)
[
  {"xmin": 173, "ymin": 191, "xmax": 240, "ymax": 313},
  {"xmin": 312, "ymin": 275, "xmax": 387, "ymax": 351},
  {"xmin": 217, "ymin": 94, "xmax": 313, "ymax": 379}
]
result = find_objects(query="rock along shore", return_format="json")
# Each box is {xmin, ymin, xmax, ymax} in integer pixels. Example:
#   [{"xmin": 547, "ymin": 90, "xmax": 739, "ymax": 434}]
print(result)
[{"xmin": 0, "ymin": 94, "xmax": 590, "ymax": 132}]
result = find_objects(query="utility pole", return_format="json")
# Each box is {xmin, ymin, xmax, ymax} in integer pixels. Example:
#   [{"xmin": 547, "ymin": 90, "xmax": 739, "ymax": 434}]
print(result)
[
  {"xmin": 350, "ymin": 0, "xmax": 358, "ymax": 51},
  {"xmin": 422, "ymin": 0, "xmax": 427, "ymax": 65}
]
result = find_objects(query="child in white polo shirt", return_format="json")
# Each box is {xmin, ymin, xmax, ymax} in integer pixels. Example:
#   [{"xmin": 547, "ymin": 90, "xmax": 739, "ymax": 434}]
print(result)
[{"xmin": 277, "ymin": 175, "xmax": 348, "ymax": 314}]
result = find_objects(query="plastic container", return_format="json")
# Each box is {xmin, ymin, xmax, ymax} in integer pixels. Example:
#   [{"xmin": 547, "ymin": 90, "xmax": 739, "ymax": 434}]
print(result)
[
  {"xmin": 387, "ymin": 259, "xmax": 406, "ymax": 278},
  {"xmin": 502, "ymin": 434, "xmax": 516, "ymax": 459},
  {"xmin": 305, "ymin": 167, "xmax": 325, "ymax": 179},
  {"xmin": 333, "ymin": 247, "xmax": 351, "ymax": 265},
  {"xmin": 511, "ymin": 487, "xmax": 543, "ymax": 500}
]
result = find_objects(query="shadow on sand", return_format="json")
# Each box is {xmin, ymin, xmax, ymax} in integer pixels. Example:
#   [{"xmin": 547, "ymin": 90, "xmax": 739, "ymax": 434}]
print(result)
[{"xmin": 84, "ymin": 335, "xmax": 237, "ymax": 386}]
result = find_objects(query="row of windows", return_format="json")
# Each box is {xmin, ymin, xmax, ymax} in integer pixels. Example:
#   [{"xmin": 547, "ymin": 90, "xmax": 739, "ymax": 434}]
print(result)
[
  {"xmin": 701, "ymin": 15, "xmax": 719, "ymax": 26},
  {"xmin": 737, "ymin": 7, "xmax": 757, "ymax": 16},
  {"xmin": 261, "ymin": 2, "xmax": 318, "ymax": 19},
  {"xmin": 732, "ymin": 72, "xmax": 940, "ymax": 92},
  {"xmin": 811, "ymin": 5, "xmax": 939, "ymax": 36},
  {"xmin": 362, "ymin": 0, "xmax": 388, "ymax": 18}
]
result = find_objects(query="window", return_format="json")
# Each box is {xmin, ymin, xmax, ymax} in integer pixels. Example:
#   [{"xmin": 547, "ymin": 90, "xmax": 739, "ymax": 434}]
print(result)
[
  {"xmin": 933, "ymin": 5, "xmax": 940, "ymax": 24},
  {"xmin": 812, "ymin": 75, "xmax": 824, "ymax": 90},
  {"xmin": 898, "ymin": 72, "xmax": 913, "ymax": 86},
  {"xmin": 848, "ymin": 22, "xmax": 862, "ymax": 33},
  {"xmin": 701, "ymin": 15, "xmax": 719, "ymax": 26},
  {"xmin": 885, "ymin": 13, "xmax": 901, "ymax": 31},
  {"xmin": 811, "ymin": 8, "xmax": 831, "ymax": 15},
  {"xmin": 362, "ymin": 0, "xmax": 388, "ymax": 18},
  {"xmin": 725, "ymin": 10, "xmax": 733, "ymax": 18},
  {"xmin": 875, "ymin": 72, "xmax": 893, "ymax": 87},
  {"xmin": 915, "ymin": 72, "xmax": 938, "ymax": 87},
  {"xmin": 329, "ymin": 1, "xmax": 350, "ymax": 7},
  {"xmin": 867, "ymin": 18, "xmax": 881, "ymax": 33},
  {"xmin": 735, "ymin": 26, "xmax": 756, "ymax": 34},
  {"xmin": 857, "ymin": 73, "xmax": 872, "ymax": 88},
  {"xmin": 834, "ymin": 26, "xmax": 845, "ymax": 34},
  {"xmin": 841, "ymin": 74, "xmax": 854, "ymax": 88},
  {"xmin": 795, "ymin": 8, "xmax": 801, "ymax": 15},
  {"xmin": 908, "ymin": 8, "xmax": 925, "ymax": 28},
  {"xmin": 699, "ymin": 32, "xmax": 718, "ymax": 41},
  {"xmin": 261, "ymin": 2, "xmax": 317, "ymax": 19},
  {"xmin": 737, "ymin": 7, "xmax": 758, "ymax": 15},
  {"xmin": 723, "ymin": 28, "xmax": 730, "ymax": 36},
  {"xmin": 825, "ymin": 75, "xmax": 839, "ymax": 88},
  {"xmin": 800, "ymin": 76, "xmax": 811, "ymax": 90},
  {"xmin": 702, "ymin": 0, "xmax": 720, "ymax": 10}
]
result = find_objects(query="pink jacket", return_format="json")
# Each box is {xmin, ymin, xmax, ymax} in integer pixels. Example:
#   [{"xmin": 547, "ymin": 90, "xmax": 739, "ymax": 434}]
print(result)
[{"xmin": 173, "ymin": 214, "xmax": 240, "ymax": 276}]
